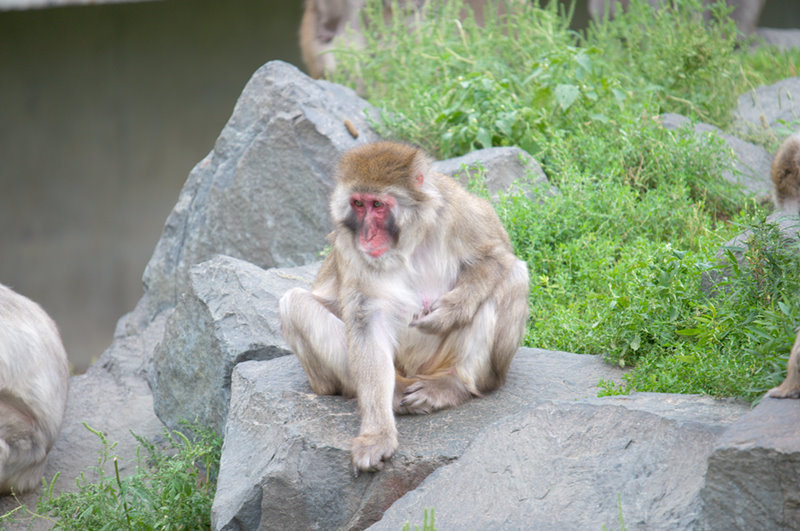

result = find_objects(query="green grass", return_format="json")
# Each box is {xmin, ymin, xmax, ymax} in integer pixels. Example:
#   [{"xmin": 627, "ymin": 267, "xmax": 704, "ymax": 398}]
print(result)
[
  {"xmin": 0, "ymin": 422, "xmax": 221, "ymax": 530},
  {"xmin": 332, "ymin": 0, "xmax": 800, "ymax": 402}
]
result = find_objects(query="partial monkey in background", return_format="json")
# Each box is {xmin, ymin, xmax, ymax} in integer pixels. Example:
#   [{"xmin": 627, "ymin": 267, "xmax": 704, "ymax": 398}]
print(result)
[
  {"xmin": 280, "ymin": 141, "xmax": 529, "ymax": 473},
  {"xmin": 767, "ymin": 132, "xmax": 800, "ymax": 399},
  {"xmin": 299, "ymin": 0, "xmax": 509, "ymax": 79},
  {"xmin": 770, "ymin": 132, "xmax": 800, "ymax": 216},
  {"xmin": 0, "ymin": 284, "xmax": 69, "ymax": 493}
]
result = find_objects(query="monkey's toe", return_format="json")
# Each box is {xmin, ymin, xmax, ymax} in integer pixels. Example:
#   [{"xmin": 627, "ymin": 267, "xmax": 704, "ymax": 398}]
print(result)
[
  {"xmin": 767, "ymin": 384, "xmax": 800, "ymax": 399},
  {"xmin": 351, "ymin": 432, "xmax": 398, "ymax": 474}
]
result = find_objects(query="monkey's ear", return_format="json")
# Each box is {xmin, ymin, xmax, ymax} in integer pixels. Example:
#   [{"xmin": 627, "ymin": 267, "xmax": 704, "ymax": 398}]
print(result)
[{"xmin": 415, "ymin": 172, "xmax": 425, "ymax": 188}]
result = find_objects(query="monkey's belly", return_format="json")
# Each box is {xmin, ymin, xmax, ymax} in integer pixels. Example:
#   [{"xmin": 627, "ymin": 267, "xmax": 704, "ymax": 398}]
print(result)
[{"xmin": 393, "ymin": 327, "xmax": 451, "ymax": 377}]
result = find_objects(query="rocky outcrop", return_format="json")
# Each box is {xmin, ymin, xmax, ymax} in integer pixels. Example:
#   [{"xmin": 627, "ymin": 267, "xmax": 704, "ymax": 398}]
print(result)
[
  {"xmin": 735, "ymin": 77, "xmax": 800, "ymax": 136},
  {"xmin": 373, "ymin": 394, "xmax": 747, "ymax": 531},
  {"xmin": 211, "ymin": 348, "xmax": 629, "ymax": 530},
  {"xmin": 699, "ymin": 397, "xmax": 800, "ymax": 531},
  {"xmin": 660, "ymin": 112, "xmax": 773, "ymax": 199},
  {"xmin": 141, "ymin": 60, "xmax": 382, "ymax": 316},
  {"xmin": 432, "ymin": 146, "xmax": 554, "ymax": 201},
  {"xmin": 211, "ymin": 349, "xmax": 751, "ymax": 531},
  {"xmin": 152, "ymin": 256, "xmax": 319, "ymax": 434}
]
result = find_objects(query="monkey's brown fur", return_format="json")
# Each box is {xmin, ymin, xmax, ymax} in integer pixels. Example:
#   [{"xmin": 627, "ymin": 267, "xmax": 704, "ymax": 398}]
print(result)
[
  {"xmin": 771, "ymin": 132, "xmax": 800, "ymax": 215},
  {"xmin": 280, "ymin": 141, "xmax": 529, "ymax": 473},
  {"xmin": 766, "ymin": 133, "xmax": 800, "ymax": 399}
]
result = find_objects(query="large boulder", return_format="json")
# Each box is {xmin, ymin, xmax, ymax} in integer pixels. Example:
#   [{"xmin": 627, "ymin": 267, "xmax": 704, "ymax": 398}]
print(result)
[
  {"xmin": 431, "ymin": 146, "xmax": 554, "ymax": 201},
  {"xmin": 210, "ymin": 350, "xmax": 749, "ymax": 530},
  {"xmin": 735, "ymin": 77, "xmax": 800, "ymax": 136},
  {"xmin": 660, "ymin": 112, "xmax": 773, "ymax": 198},
  {"xmin": 698, "ymin": 396, "xmax": 800, "ymax": 530},
  {"xmin": 152, "ymin": 255, "xmax": 319, "ymax": 435},
  {"xmin": 373, "ymin": 394, "xmax": 747, "ymax": 530},
  {"xmin": 211, "ymin": 348, "xmax": 615, "ymax": 530},
  {"xmin": 141, "ymin": 60, "xmax": 382, "ymax": 316}
]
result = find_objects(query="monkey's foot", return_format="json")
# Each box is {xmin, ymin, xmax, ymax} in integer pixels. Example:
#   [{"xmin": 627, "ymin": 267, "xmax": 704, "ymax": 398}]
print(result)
[
  {"xmin": 351, "ymin": 431, "xmax": 398, "ymax": 475},
  {"xmin": 397, "ymin": 374, "xmax": 472, "ymax": 415},
  {"xmin": 767, "ymin": 381, "xmax": 800, "ymax": 399}
]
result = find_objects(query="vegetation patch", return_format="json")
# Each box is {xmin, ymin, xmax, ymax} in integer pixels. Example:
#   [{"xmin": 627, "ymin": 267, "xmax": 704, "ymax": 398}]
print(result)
[{"xmin": 332, "ymin": 0, "xmax": 800, "ymax": 401}]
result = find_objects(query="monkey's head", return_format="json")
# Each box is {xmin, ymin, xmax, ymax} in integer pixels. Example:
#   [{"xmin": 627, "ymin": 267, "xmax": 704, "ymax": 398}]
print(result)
[{"xmin": 331, "ymin": 142, "xmax": 441, "ymax": 267}]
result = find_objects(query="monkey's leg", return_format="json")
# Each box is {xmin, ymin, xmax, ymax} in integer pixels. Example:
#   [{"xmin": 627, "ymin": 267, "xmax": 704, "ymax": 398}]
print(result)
[
  {"xmin": 399, "ymin": 259, "xmax": 529, "ymax": 414},
  {"xmin": 767, "ymin": 331, "xmax": 800, "ymax": 399},
  {"xmin": 348, "ymin": 316, "xmax": 400, "ymax": 474},
  {"xmin": 279, "ymin": 287, "xmax": 353, "ymax": 397}
]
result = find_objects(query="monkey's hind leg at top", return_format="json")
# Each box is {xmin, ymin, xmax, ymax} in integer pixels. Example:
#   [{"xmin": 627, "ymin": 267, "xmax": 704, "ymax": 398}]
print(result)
[{"xmin": 0, "ymin": 284, "xmax": 69, "ymax": 494}]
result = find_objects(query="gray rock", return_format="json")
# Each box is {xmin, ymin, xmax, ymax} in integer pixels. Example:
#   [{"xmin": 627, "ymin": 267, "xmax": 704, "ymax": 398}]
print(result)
[
  {"xmin": 755, "ymin": 28, "xmax": 800, "ymax": 51},
  {"xmin": 211, "ymin": 348, "xmax": 625, "ymax": 531},
  {"xmin": 372, "ymin": 394, "xmax": 747, "ymax": 531},
  {"xmin": 701, "ymin": 212, "xmax": 800, "ymax": 296},
  {"xmin": 735, "ymin": 77, "xmax": 800, "ymax": 136},
  {"xmin": 660, "ymin": 112, "xmax": 773, "ymax": 198},
  {"xmin": 142, "ymin": 60, "xmax": 382, "ymax": 316},
  {"xmin": 698, "ymin": 396, "xmax": 800, "ymax": 531},
  {"xmin": 431, "ymin": 146, "xmax": 555, "ymax": 201},
  {"xmin": 152, "ymin": 255, "xmax": 319, "ymax": 435}
]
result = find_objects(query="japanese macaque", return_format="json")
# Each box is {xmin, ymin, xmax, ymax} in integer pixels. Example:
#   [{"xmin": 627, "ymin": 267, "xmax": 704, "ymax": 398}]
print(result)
[
  {"xmin": 766, "ymin": 133, "xmax": 800, "ymax": 399},
  {"xmin": 770, "ymin": 132, "xmax": 800, "ymax": 216},
  {"xmin": 768, "ymin": 333, "xmax": 800, "ymax": 399},
  {"xmin": 280, "ymin": 141, "xmax": 529, "ymax": 473},
  {"xmin": 0, "ymin": 284, "xmax": 69, "ymax": 494},
  {"xmin": 299, "ymin": 0, "xmax": 507, "ymax": 79}
]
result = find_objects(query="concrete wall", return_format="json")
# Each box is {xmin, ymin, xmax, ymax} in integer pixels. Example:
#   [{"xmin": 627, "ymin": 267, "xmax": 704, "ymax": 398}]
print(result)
[{"xmin": 0, "ymin": 0, "xmax": 303, "ymax": 371}]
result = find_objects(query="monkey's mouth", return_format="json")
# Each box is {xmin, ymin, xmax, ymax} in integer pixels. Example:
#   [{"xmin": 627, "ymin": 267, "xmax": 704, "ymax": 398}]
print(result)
[{"xmin": 359, "ymin": 228, "xmax": 392, "ymax": 258}]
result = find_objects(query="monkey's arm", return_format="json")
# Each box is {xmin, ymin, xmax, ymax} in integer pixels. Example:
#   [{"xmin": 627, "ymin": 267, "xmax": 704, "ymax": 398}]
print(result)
[{"xmin": 411, "ymin": 244, "xmax": 511, "ymax": 334}]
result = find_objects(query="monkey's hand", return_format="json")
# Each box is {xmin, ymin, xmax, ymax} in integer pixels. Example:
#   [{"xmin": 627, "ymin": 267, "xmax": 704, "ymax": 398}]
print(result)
[
  {"xmin": 351, "ymin": 431, "xmax": 398, "ymax": 476},
  {"xmin": 410, "ymin": 294, "xmax": 472, "ymax": 334}
]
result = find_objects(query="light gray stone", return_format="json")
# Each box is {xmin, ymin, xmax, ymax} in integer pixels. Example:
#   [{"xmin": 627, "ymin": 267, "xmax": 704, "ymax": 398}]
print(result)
[
  {"xmin": 735, "ymin": 77, "xmax": 800, "ymax": 136},
  {"xmin": 142, "ymin": 60, "xmax": 382, "ymax": 316},
  {"xmin": 701, "ymin": 212, "xmax": 800, "ymax": 296},
  {"xmin": 698, "ymin": 396, "xmax": 800, "ymax": 531},
  {"xmin": 211, "ymin": 348, "xmax": 625, "ymax": 531},
  {"xmin": 660, "ymin": 112, "xmax": 773, "ymax": 198},
  {"xmin": 431, "ymin": 146, "xmax": 554, "ymax": 201},
  {"xmin": 755, "ymin": 28, "xmax": 800, "ymax": 51},
  {"xmin": 152, "ymin": 255, "xmax": 319, "ymax": 435},
  {"xmin": 372, "ymin": 394, "xmax": 747, "ymax": 531}
]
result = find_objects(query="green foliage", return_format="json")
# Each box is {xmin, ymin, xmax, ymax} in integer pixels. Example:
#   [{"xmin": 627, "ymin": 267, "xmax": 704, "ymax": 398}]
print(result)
[
  {"xmin": 329, "ymin": 0, "xmax": 800, "ymax": 401},
  {"xmin": 332, "ymin": 0, "xmax": 746, "ymax": 159},
  {"xmin": 1, "ymin": 422, "xmax": 222, "ymax": 530}
]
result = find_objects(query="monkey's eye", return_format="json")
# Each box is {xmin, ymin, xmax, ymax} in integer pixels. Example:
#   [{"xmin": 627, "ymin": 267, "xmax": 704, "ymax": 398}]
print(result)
[
  {"xmin": 352, "ymin": 199, "xmax": 363, "ymax": 208},
  {"xmin": 373, "ymin": 200, "xmax": 383, "ymax": 208}
]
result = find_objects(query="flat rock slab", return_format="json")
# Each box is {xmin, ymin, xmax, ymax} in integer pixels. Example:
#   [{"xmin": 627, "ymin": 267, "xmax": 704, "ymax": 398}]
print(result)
[
  {"xmin": 699, "ymin": 396, "xmax": 800, "ymax": 530},
  {"xmin": 211, "ymin": 348, "xmax": 624, "ymax": 530},
  {"xmin": 372, "ymin": 394, "xmax": 747, "ymax": 531}
]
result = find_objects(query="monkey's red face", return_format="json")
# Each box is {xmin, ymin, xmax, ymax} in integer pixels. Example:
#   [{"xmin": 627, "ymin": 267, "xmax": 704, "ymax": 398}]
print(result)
[{"xmin": 346, "ymin": 193, "xmax": 398, "ymax": 258}]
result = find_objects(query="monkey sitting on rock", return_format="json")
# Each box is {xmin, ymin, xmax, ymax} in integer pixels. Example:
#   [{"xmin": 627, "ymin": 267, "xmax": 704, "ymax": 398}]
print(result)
[
  {"xmin": 280, "ymin": 141, "xmax": 530, "ymax": 473},
  {"xmin": 767, "ymin": 132, "xmax": 800, "ymax": 399},
  {"xmin": 0, "ymin": 284, "xmax": 69, "ymax": 493}
]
